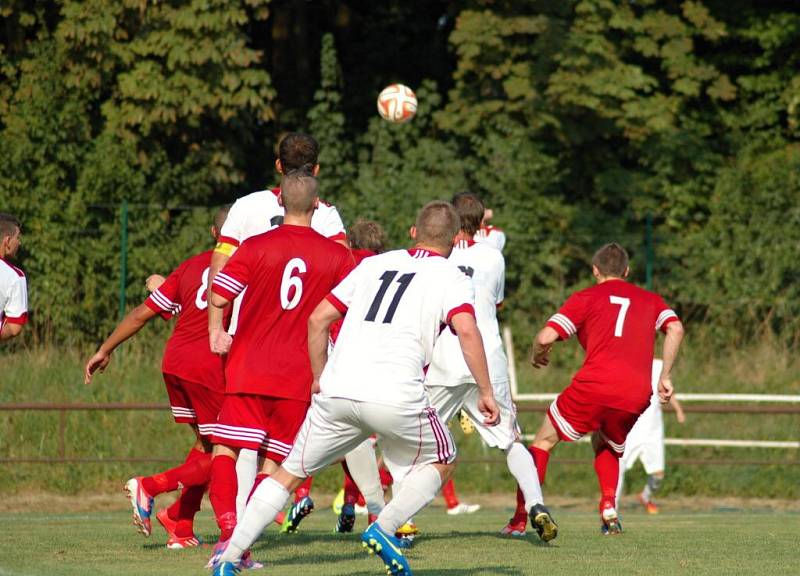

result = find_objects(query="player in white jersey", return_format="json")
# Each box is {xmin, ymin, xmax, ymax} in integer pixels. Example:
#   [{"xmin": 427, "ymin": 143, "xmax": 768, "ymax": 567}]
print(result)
[
  {"xmin": 474, "ymin": 208, "xmax": 506, "ymax": 251},
  {"xmin": 616, "ymin": 358, "xmax": 685, "ymax": 514},
  {"xmin": 210, "ymin": 202, "xmax": 500, "ymax": 576},
  {"xmin": 425, "ymin": 193, "xmax": 556, "ymax": 543},
  {"xmin": 206, "ymin": 132, "xmax": 347, "ymax": 526},
  {"xmin": 0, "ymin": 214, "xmax": 27, "ymax": 342}
]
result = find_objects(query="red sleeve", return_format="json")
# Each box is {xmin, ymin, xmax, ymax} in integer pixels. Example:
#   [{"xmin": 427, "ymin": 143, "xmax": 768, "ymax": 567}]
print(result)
[
  {"xmin": 211, "ymin": 246, "xmax": 250, "ymax": 301},
  {"xmin": 3, "ymin": 313, "xmax": 27, "ymax": 325},
  {"xmin": 654, "ymin": 295, "xmax": 679, "ymax": 333},
  {"xmin": 546, "ymin": 292, "xmax": 585, "ymax": 340},
  {"xmin": 145, "ymin": 267, "xmax": 182, "ymax": 321},
  {"xmin": 326, "ymin": 293, "xmax": 348, "ymax": 314}
]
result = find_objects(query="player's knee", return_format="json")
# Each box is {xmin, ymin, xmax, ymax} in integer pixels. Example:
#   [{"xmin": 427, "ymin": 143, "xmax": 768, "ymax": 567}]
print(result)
[{"xmin": 433, "ymin": 462, "xmax": 456, "ymax": 484}]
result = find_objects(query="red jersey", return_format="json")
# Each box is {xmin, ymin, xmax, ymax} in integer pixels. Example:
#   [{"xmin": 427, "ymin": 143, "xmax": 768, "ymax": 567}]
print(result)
[
  {"xmin": 211, "ymin": 225, "xmax": 355, "ymax": 400},
  {"xmin": 546, "ymin": 279, "xmax": 679, "ymax": 413},
  {"xmin": 329, "ymin": 248, "xmax": 376, "ymax": 344},
  {"xmin": 144, "ymin": 249, "xmax": 226, "ymax": 392}
]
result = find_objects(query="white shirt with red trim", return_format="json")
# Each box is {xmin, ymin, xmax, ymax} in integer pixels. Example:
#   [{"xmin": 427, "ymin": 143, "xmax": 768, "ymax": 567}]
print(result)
[
  {"xmin": 426, "ymin": 239, "xmax": 508, "ymax": 387},
  {"xmin": 320, "ymin": 248, "xmax": 475, "ymax": 407},
  {"xmin": 474, "ymin": 225, "xmax": 506, "ymax": 252},
  {"xmin": 218, "ymin": 188, "xmax": 346, "ymax": 248},
  {"xmin": 0, "ymin": 258, "xmax": 28, "ymax": 330}
]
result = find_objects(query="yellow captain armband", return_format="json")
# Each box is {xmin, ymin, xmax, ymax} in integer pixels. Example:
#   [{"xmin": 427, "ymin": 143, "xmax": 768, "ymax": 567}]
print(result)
[{"xmin": 214, "ymin": 241, "xmax": 237, "ymax": 257}]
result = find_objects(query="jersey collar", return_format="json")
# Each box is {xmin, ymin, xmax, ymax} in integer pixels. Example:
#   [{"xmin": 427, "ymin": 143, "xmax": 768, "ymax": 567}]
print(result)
[{"xmin": 407, "ymin": 248, "xmax": 444, "ymax": 259}]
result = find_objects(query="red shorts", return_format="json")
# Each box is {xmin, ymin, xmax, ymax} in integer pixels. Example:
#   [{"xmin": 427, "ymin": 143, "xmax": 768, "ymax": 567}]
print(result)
[
  {"xmin": 163, "ymin": 373, "xmax": 224, "ymax": 436},
  {"xmin": 212, "ymin": 394, "xmax": 310, "ymax": 463},
  {"xmin": 547, "ymin": 384, "xmax": 642, "ymax": 456}
]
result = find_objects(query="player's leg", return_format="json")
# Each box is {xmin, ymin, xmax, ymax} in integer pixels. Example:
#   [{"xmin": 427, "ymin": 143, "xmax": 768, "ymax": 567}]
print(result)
[
  {"xmin": 214, "ymin": 396, "xmax": 367, "ymax": 571},
  {"xmin": 234, "ymin": 449, "xmax": 258, "ymax": 519},
  {"xmin": 639, "ymin": 435, "xmax": 666, "ymax": 513},
  {"xmin": 339, "ymin": 437, "xmax": 384, "ymax": 532},
  {"xmin": 208, "ymin": 394, "xmax": 268, "ymax": 544},
  {"xmin": 595, "ymin": 408, "xmax": 640, "ymax": 534}
]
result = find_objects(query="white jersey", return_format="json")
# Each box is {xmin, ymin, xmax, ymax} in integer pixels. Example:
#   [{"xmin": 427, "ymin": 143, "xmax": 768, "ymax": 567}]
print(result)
[
  {"xmin": 0, "ymin": 258, "xmax": 28, "ymax": 329},
  {"xmin": 474, "ymin": 225, "xmax": 506, "ymax": 252},
  {"xmin": 219, "ymin": 188, "xmax": 346, "ymax": 248},
  {"xmin": 426, "ymin": 239, "xmax": 508, "ymax": 387},
  {"xmin": 321, "ymin": 248, "xmax": 475, "ymax": 407}
]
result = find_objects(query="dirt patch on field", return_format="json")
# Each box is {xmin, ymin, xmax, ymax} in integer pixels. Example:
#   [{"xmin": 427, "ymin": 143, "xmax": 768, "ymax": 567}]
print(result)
[{"xmin": 4, "ymin": 491, "xmax": 799, "ymax": 514}]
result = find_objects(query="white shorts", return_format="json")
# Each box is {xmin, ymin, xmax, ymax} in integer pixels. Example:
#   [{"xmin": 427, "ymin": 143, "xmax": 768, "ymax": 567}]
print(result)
[
  {"xmin": 282, "ymin": 395, "xmax": 456, "ymax": 481},
  {"xmin": 426, "ymin": 380, "xmax": 520, "ymax": 451},
  {"xmin": 621, "ymin": 408, "xmax": 665, "ymax": 474}
]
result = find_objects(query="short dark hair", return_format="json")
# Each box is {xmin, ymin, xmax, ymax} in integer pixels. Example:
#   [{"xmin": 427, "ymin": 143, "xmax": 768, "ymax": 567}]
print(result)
[
  {"xmin": 0, "ymin": 213, "xmax": 21, "ymax": 240},
  {"xmin": 280, "ymin": 172, "xmax": 319, "ymax": 215},
  {"xmin": 349, "ymin": 220, "xmax": 386, "ymax": 254},
  {"xmin": 415, "ymin": 201, "xmax": 460, "ymax": 249},
  {"xmin": 592, "ymin": 243, "xmax": 629, "ymax": 277},
  {"xmin": 279, "ymin": 132, "xmax": 320, "ymax": 174},
  {"xmin": 451, "ymin": 192, "xmax": 485, "ymax": 236}
]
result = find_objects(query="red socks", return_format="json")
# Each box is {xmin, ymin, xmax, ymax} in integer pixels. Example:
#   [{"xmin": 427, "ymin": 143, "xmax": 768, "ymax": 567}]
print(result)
[
  {"xmin": 530, "ymin": 446, "xmax": 550, "ymax": 485},
  {"xmin": 295, "ymin": 476, "xmax": 313, "ymax": 502},
  {"xmin": 442, "ymin": 478, "xmax": 460, "ymax": 509},
  {"xmin": 141, "ymin": 448, "xmax": 212, "ymax": 496},
  {"xmin": 594, "ymin": 444, "xmax": 620, "ymax": 511},
  {"xmin": 511, "ymin": 446, "xmax": 551, "ymax": 523},
  {"xmin": 209, "ymin": 454, "xmax": 238, "ymax": 541},
  {"xmin": 379, "ymin": 466, "xmax": 393, "ymax": 490},
  {"xmin": 342, "ymin": 462, "xmax": 361, "ymax": 506}
]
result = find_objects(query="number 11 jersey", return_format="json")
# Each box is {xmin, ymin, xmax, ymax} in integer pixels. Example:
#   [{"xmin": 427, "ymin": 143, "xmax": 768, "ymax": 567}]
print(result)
[
  {"xmin": 322, "ymin": 248, "xmax": 476, "ymax": 407},
  {"xmin": 211, "ymin": 225, "xmax": 355, "ymax": 401}
]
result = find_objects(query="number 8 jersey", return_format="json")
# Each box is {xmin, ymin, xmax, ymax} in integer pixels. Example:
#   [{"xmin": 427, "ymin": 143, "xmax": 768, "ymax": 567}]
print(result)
[
  {"xmin": 211, "ymin": 225, "xmax": 355, "ymax": 401},
  {"xmin": 547, "ymin": 279, "xmax": 679, "ymax": 412},
  {"xmin": 321, "ymin": 248, "xmax": 476, "ymax": 407}
]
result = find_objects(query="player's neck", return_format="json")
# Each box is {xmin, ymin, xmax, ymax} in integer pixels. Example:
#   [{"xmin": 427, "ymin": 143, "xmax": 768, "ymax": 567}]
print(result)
[
  {"xmin": 595, "ymin": 275, "xmax": 625, "ymax": 284},
  {"xmin": 282, "ymin": 213, "xmax": 313, "ymax": 227},
  {"xmin": 414, "ymin": 242, "xmax": 450, "ymax": 257},
  {"xmin": 453, "ymin": 231, "xmax": 473, "ymax": 243}
]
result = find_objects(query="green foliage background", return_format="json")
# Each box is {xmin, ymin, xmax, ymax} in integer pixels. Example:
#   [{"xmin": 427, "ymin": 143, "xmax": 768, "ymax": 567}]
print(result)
[{"xmin": 3, "ymin": 1, "xmax": 800, "ymax": 346}]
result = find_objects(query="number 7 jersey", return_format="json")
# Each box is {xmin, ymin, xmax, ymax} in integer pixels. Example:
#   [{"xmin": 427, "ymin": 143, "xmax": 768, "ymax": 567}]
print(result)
[
  {"xmin": 211, "ymin": 225, "xmax": 355, "ymax": 401},
  {"xmin": 322, "ymin": 248, "xmax": 476, "ymax": 407},
  {"xmin": 547, "ymin": 278, "xmax": 679, "ymax": 412}
]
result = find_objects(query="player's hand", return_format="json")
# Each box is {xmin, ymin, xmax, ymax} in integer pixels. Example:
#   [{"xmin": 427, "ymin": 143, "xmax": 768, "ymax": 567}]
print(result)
[
  {"xmin": 676, "ymin": 409, "xmax": 686, "ymax": 424},
  {"xmin": 530, "ymin": 343, "xmax": 551, "ymax": 369},
  {"xmin": 84, "ymin": 351, "xmax": 111, "ymax": 385},
  {"xmin": 311, "ymin": 378, "xmax": 321, "ymax": 395},
  {"xmin": 478, "ymin": 392, "xmax": 500, "ymax": 427},
  {"xmin": 145, "ymin": 274, "xmax": 166, "ymax": 292},
  {"xmin": 658, "ymin": 377, "xmax": 674, "ymax": 404},
  {"xmin": 209, "ymin": 329, "xmax": 232, "ymax": 355}
]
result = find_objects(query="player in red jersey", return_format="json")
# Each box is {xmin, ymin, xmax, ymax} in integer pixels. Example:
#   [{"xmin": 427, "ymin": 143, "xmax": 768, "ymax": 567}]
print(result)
[
  {"xmin": 526, "ymin": 243, "xmax": 684, "ymax": 535},
  {"xmin": 205, "ymin": 171, "xmax": 355, "ymax": 567},
  {"xmin": 84, "ymin": 206, "xmax": 231, "ymax": 549}
]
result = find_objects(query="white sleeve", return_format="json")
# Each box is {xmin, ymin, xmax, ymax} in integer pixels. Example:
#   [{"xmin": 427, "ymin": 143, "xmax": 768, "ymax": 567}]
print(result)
[
  {"xmin": 495, "ymin": 252, "xmax": 505, "ymax": 305},
  {"xmin": 330, "ymin": 262, "xmax": 365, "ymax": 310},
  {"xmin": 442, "ymin": 267, "xmax": 475, "ymax": 324},
  {"xmin": 218, "ymin": 198, "xmax": 248, "ymax": 246},
  {"xmin": 313, "ymin": 204, "xmax": 346, "ymax": 239},
  {"xmin": 3, "ymin": 274, "xmax": 28, "ymax": 322},
  {"xmin": 494, "ymin": 230, "xmax": 506, "ymax": 251}
]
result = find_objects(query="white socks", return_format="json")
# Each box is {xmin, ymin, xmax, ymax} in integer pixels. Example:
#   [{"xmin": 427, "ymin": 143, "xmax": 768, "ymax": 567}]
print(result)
[
  {"xmin": 220, "ymin": 476, "xmax": 290, "ymax": 563},
  {"xmin": 377, "ymin": 464, "xmax": 442, "ymax": 534},
  {"xmin": 235, "ymin": 448, "xmax": 258, "ymax": 519},
  {"xmin": 506, "ymin": 442, "xmax": 543, "ymax": 510},
  {"xmin": 345, "ymin": 438, "xmax": 385, "ymax": 517}
]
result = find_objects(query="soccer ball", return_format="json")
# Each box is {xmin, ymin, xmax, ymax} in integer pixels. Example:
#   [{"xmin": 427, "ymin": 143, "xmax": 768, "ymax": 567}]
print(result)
[{"xmin": 377, "ymin": 84, "xmax": 417, "ymax": 123}]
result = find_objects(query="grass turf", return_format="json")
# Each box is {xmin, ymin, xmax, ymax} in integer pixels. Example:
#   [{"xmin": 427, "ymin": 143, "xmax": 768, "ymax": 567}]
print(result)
[{"xmin": 1, "ymin": 502, "xmax": 797, "ymax": 575}]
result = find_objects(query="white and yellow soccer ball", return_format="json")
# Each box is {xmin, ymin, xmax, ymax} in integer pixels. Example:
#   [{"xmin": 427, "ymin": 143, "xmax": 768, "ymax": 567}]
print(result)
[{"xmin": 377, "ymin": 84, "xmax": 417, "ymax": 123}]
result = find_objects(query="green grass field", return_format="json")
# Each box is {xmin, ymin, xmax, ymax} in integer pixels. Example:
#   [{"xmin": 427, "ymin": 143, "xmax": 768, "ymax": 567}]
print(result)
[{"xmin": 1, "ymin": 499, "xmax": 798, "ymax": 575}]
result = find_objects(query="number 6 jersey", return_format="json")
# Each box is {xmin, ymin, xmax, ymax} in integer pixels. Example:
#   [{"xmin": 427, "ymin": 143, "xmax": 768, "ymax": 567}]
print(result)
[
  {"xmin": 321, "ymin": 248, "xmax": 476, "ymax": 407},
  {"xmin": 547, "ymin": 279, "xmax": 679, "ymax": 412},
  {"xmin": 211, "ymin": 225, "xmax": 354, "ymax": 401}
]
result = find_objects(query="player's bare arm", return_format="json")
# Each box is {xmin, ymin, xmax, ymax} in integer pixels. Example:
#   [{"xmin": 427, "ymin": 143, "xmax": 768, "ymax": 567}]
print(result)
[
  {"xmin": 530, "ymin": 326, "xmax": 560, "ymax": 369},
  {"xmin": 451, "ymin": 312, "xmax": 500, "ymax": 426},
  {"xmin": 208, "ymin": 291, "xmax": 232, "ymax": 355},
  {"xmin": 84, "ymin": 304, "xmax": 158, "ymax": 385},
  {"xmin": 670, "ymin": 396, "xmax": 686, "ymax": 424},
  {"xmin": 307, "ymin": 299, "xmax": 344, "ymax": 394},
  {"xmin": 658, "ymin": 320, "xmax": 684, "ymax": 403}
]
